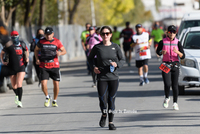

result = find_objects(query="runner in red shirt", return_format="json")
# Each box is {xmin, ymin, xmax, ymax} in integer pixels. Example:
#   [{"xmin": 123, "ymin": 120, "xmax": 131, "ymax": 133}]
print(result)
[{"xmin": 34, "ymin": 27, "xmax": 66, "ymax": 107}]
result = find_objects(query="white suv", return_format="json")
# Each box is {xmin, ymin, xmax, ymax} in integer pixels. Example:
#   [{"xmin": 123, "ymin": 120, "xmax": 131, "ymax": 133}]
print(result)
[
  {"xmin": 177, "ymin": 11, "xmax": 200, "ymax": 39},
  {"xmin": 178, "ymin": 26, "xmax": 200, "ymax": 94}
]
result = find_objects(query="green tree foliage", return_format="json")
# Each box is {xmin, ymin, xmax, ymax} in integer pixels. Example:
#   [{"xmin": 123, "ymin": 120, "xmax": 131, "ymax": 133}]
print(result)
[
  {"xmin": 93, "ymin": 0, "xmax": 135, "ymax": 25},
  {"xmin": 16, "ymin": 0, "xmax": 59, "ymax": 26},
  {"xmin": 121, "ymin": 0, "xmax": 153, "ymax": 26}
]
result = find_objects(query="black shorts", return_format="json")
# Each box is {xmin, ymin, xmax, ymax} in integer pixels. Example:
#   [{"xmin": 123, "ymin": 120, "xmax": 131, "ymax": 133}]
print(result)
[
  {"xmin": 136, "ymin": 59, "xmax": 149, "ymax": 68},
  {"xmin": 19, "ymin": 65, "xmax": 26, "ymax": 72},
  {"xmin": 123, "ymin": 42, "xmax": 133, "ymax": 52},
  {"xmin": 40, "ymin": 68, "xmax": 60, "ymax": 81}
]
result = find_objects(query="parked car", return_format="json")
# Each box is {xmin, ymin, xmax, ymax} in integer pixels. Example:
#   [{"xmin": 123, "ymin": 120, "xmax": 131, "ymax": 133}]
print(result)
[
  {"xmin": 177, "ymin": 11, "xmax": 200, "ymax": 39},
  {"xmin": 178, "ymin": 26, "xmax": 200, "ymax": 95},
  {"xmin": 0, "ymin": 39, "xmax": 37, "ymax": 92}
]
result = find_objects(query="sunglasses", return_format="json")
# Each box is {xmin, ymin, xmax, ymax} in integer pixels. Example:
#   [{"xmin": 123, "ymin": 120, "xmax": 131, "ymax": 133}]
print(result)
[
  {"xmin": 101, "ymin": 32, "xmax": 110, "ymax": 36},
  {"xmin": 168, "ymin": 30, "xmax": 176, "ymax": 34}
]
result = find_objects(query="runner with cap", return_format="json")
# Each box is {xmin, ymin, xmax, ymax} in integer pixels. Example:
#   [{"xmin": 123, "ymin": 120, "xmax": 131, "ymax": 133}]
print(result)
[
  {"xmin": 34, "ymin": 27, "xmax": 67, "ymax": 107},
  {"xmin": 0, "ymin": 21, "xmax": 21, "ymax": 88},
  {"xmin": 131, "ymin": 24, "xmax": 152, "ymax": 86},
  {"xmin": 86, "ymin": 26, "xmax": 102, "ymax": 87},
  {"xmin": 0, "ymin": 30, "xmax": 29, "ymax": 107},
  {"xmin": 156, "ymin": 25, "xmax": 185, "ymax": 110},
  {"xmin": 120, "ymin": 22, "xmax": 134, "ymax": 66}
]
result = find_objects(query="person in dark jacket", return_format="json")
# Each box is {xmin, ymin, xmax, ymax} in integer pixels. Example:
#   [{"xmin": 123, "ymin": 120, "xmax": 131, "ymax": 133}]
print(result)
[
  {"xmin": 88, "ymin": 26, "xmax": 125, "ymax": 130},
  {"xmin": 30, "ymin": 28, "xmax": 44, "ymax": 84}
]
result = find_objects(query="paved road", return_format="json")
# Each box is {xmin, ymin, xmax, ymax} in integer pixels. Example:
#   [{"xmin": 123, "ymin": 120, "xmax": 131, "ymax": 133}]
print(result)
[{"xmin": 0, "ymin": 48, "xmax": 200, "ymax": 134}]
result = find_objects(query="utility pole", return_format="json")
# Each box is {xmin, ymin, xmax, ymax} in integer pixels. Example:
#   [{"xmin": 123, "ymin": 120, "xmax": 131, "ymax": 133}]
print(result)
[{"xmin": 90, "ymin": 0, "xmax": 96, "ymax": 26}]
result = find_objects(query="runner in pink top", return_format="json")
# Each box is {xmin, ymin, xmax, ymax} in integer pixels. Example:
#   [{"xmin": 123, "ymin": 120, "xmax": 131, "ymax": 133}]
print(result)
[
  {"xmin": 86, "ymin": 26, "xmax": 102, "ymax": 56},
  {"xmin": 86, "ymin": 26, "xmax": 102, "ymax": 87}
]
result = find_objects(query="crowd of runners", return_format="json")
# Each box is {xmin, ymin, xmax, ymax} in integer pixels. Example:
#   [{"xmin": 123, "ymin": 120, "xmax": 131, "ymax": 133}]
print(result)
[{"xmin": 0, "ymin": 20, "xmax": 184, "ymax": 130}]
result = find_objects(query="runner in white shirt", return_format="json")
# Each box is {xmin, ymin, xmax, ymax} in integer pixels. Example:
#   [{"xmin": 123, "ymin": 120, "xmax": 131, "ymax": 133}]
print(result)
[{"xmin": 131, "ymin": 24, "xmax": 152, "ymax": 86}]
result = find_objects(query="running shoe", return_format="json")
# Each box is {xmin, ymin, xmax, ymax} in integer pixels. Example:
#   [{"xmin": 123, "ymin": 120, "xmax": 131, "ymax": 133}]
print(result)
[
  {"xmin": 144, "ymin": 78, "xmax": 150, "ymax": 84},
  {"xmin": 109, "ymin": 123, "xmax": 116, "ymax": 130},
  {"xmin": 52, "ymin": 101, "xmax": 58, "ymax": 107},
  {"xmin": 128, "ymin": 62, "xmax": 131, "ymax": 67},
  {"xmin": 163, "ymin": 97, "xmax": 170, "ymax": 108},
  {"xmin": 173, "ymin": 103, "xmax": 179, "ymax": 110},
  {"xmin": 99, "ymin": 115, "xmax": 107, "ymax": 127},
  {"xmin": 44, "ymin": 97, "xmax": 51, "ymax": 107},
  {"xmin": 92, "ymin": 84, "xmax": 96, "ymax": 88},
  {"xmin": 15, "ymin": 96, "xmax": 19, "ymax": 105},
  {"xmin": 139, "ymin": 81, "xmax": 145, "ymax": 86},
  {"xmin": 17, "ymin": 101, "xmax": 23, "ymax": 108}
]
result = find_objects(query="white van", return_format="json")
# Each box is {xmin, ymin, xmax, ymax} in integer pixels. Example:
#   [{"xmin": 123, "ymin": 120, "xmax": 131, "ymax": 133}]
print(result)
[{"xmin": 177, "ymin": 11, "xmax": 200, "ymax": 39}]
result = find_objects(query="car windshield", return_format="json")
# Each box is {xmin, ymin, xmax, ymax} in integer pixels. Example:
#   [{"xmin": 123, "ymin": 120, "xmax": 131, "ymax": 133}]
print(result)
[
  {"xmin": 183, "ymin": 32, "xmax": 200, "ymax": 49},
  {"xmin": 178, "ymin": 20, "xmax": 200, "ymax": 37}
]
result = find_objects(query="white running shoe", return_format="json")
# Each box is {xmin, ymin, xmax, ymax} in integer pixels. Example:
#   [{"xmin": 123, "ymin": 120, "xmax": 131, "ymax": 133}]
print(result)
[
  {"xmin": 173, "ymin": 103, "xmax": 179, "ymax": 110},
  {"xmin": 15, "ymin": 96, "xmax": 19, "ymax": 105},
  {"xmin": 163, "ymin": 97, "xmax": 170, "ymax": 108},
  {"xmin": 17, "ymin": 101, "xmax": 23, "ymax": 108}
]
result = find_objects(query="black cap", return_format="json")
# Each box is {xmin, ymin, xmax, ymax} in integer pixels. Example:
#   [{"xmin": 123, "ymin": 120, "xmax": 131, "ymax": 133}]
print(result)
[
  {"xmin": 135, "ymin": 24, "xmax": 142, "ymax": 28},
  {"xmin": 168, "ymin": 25, "xmax": 176, "ymax": 31},
  {"xmin": 45, "ymin": 27, "xmax": 53, "ymax": 34},
  {"xmin": 89, "ymin": 26, "xmax": 95, "ymax": 31}
]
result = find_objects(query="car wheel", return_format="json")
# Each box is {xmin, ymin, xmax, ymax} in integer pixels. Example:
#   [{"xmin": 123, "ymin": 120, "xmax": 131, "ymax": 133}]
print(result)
[
  {"xmin": 0, "ymin": 77, "xmax": 8, "ymax": 93},
  {"xmin": 26, "ymin": 68, "xmax": 36, "ymax": 84},
  {"xmin": 178, "ymin": 85, "xmax": 185, "ymax": 95}
]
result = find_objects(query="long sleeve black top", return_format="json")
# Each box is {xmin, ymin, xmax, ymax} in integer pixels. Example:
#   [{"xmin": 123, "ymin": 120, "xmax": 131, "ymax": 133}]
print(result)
[{"xmin": 88, "ymin": 42, "xmax": 125, "ymax": 81}]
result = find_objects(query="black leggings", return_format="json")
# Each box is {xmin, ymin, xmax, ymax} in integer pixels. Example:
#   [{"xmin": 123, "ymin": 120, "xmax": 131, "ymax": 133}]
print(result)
[
  {"xmin": 0, "ymin": 45, "xmax": 20, "ymax": 80},
  {"xmin": 97, "ymin": 80, "xmax": 119, "ymax": 122},
  {"xmin": 162, "ymin": 67, "xmax": 179, "ymax": 103}
]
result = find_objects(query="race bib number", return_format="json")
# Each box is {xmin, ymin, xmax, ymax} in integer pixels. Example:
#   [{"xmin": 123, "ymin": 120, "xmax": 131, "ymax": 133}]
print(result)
[
  {"xmin": 139, "ymin": 51, "xmax": 147, "ymax": 56},
  {"xmin": 139, "ymin": 46, "xmax": 148, "ymax": 56},
  {"xmin": 159, "ymin": 63, "xmax": 171, "ymax": 73}
]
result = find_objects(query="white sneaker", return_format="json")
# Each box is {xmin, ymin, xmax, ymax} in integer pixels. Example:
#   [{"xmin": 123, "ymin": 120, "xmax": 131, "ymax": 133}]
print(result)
[
  {"xmin": 17, "ymin": 101, "xmax": 23, "ymax": 108},
  {"xmin": 173, "ymin": 103, "xmax": 179, "ymax": 110},
  {"xmin": 92, "ymin": 84, "xmax": 96, "ymax": 88},
  {"xmin": 15, "ymin": 96, "xmax": 19, "ymax": 105},
  {"xmin": 163, "ymin": 97, "xmax": 170, "ymax": 108}
]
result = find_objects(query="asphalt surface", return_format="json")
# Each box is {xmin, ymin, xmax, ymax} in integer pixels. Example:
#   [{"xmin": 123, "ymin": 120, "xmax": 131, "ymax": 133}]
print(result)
[{"xmin": 0, "ymin": 47, "xmax": 200, "ymax": 134}]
